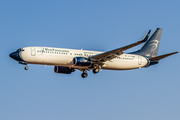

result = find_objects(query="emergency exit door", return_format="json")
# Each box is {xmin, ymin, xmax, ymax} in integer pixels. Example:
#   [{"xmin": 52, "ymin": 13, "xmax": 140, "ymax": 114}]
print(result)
[{"xmin": 138, "ymin": 56, "xmax": 142, "ymax": 65}]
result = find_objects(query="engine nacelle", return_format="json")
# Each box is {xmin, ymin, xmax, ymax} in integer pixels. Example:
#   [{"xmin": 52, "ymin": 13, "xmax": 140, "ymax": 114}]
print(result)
[
  {"xmin": 54, "ymin": 66, "xmax": 74, "ymax": 74},
  {"xmin": 73, "ymin": 57, "xmax": 92, "ymax": 67}
]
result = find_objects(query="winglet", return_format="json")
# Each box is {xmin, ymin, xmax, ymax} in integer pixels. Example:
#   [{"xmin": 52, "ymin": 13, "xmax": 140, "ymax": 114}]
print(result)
[{"xmin": 141, "ymin": 30, "xmax": 151, "ymax": 42}]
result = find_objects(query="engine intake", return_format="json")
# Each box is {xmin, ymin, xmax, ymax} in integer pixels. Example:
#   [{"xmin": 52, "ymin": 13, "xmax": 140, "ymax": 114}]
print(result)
[
  {"xmin": 54, "ymin": 66, "xmax": 74, "ymax": 74},
  {"xmin": 73, "ymin": 57, "xmax": 92, "ymax": 67}
]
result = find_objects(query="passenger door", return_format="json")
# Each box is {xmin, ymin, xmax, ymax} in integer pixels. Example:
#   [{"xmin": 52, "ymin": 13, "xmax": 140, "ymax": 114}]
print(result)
[{"xmin": 30, "ymin": 47, "xmax": 36, "ymax": 56}]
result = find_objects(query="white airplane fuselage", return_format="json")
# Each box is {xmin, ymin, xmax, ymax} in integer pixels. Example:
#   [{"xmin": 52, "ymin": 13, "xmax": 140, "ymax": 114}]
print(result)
[
  {"xmin": 9, "ymin": 28, "xmax": 178, "ymax": 78},
  {"xmin": 20, "ymin": 47, "xmax": 148, "ymax": 70}
]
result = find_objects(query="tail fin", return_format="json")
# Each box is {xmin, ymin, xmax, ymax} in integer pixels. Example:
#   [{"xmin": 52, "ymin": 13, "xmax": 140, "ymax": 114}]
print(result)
[{"xmin": 132, "ymin": 28, "xmax": 163, "ymax": 57}]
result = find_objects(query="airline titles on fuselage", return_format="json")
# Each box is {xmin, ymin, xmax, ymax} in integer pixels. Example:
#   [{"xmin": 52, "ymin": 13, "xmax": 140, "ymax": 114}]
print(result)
[{"xmin": 36, "ymin": 47, "xmax": 136, "ymax": 60}]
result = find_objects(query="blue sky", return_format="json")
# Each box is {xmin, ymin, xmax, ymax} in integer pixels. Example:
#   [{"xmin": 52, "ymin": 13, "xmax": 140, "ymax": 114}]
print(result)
[{"xmin": 0, "ymin": 0, "xmax": 180, "ymax": 120}]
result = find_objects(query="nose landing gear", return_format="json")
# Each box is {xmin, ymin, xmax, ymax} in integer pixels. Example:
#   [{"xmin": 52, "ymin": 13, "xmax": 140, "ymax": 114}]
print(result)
[
  {"xmin": 18, "ymin": 61, "xmax": 29, "ymax": 70},
  {"xmin": 24, "ymin": 63, "xmax": 28, "ymax": 70},
  {"xmin": 25, "ymin": 66, "xmax": 29, "ymax": 70}
]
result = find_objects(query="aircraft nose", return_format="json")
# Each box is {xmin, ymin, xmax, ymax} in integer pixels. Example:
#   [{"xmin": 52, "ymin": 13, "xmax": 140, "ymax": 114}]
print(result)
[
  {"xmin": 9, "ymin": 52, "xmax": 13, "ymax": 58},
  {"xmin": 9, "ymin": 52, "xmax": 16, "ymax": 59},
  {"xmin": 9, "ymin": 51, "xmax": 23, "ymax": 61}
]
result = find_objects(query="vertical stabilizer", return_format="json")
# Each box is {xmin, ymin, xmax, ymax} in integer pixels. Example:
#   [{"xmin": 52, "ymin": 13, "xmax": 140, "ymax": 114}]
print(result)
[{"xmin": 131, "ymin": 28, "xmax": 163, "ymax": 57}]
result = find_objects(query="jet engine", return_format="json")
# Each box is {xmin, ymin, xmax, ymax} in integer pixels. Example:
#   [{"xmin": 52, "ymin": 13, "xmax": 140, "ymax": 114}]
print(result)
[
  {"xmin": 54, "ymin": 66, "xmax": 75, "ymax": 74},
  {"xmin": 72, "ymin": 57, "xmax": 92, "ymax": 67}
]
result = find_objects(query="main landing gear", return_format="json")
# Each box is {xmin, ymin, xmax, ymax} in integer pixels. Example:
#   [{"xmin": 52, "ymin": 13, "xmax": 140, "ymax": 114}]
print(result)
[
  {"xmin": 93, "ymin": 68, "xmax": 99, "ymax": 74},
  {"xmin": 81, "ymin": 68, "xmax": 100, "ymax": 78},
  {"xmin": 81, "ymin": 70, "xmax": 88, "ymax": 78}
]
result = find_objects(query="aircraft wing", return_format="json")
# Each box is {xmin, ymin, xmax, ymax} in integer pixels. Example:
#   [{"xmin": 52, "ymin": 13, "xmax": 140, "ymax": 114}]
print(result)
[{"xmin": 90, "ymin": 30, "xmax": 151, "ymax": 62}]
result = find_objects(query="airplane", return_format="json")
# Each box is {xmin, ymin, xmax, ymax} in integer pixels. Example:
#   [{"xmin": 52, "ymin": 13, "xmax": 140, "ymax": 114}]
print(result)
[{"xmin": 9, "ymin": 28, "xmax": 179, "ymax": 78}]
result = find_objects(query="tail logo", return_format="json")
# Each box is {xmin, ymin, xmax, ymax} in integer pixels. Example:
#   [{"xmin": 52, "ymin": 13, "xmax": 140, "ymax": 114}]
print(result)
[{"xmin": 148, "ymin": 40, "xmax": 159, "ymax": 51}]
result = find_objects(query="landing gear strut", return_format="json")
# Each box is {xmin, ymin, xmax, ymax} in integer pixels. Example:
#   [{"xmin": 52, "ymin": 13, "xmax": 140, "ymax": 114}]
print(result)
[
  {"xmin": 24, "ymin": 63, "xmax": 29, "ymax": 70},
  {"xmin": 81, "ymin": 70, "xmax": 88, "ymax": 78}
]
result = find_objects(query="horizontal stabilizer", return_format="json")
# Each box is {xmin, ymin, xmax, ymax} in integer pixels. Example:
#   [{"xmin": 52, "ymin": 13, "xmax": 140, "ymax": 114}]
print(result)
[{"xmin": 149, "ymin": 51, "xmax": 179, "ymax": 61}]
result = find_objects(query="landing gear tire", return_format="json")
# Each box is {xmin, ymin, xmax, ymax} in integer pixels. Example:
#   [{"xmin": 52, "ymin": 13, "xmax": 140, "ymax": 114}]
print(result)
[
  {"xmin": 81, "ymin": 73, "xmax": 88, "ymax": 78},
  {"xmin": 25, "ymin": 66, "xmax": 29, "ymax": 70},
  {"xmin": 93, "ymin": 68, "xmax": 99, "ymax": 74}
]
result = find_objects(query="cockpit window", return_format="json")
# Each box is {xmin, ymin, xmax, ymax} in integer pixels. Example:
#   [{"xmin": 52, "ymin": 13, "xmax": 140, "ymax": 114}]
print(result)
[{"xmin": 16, "ymin": 48, "xmax": 24, "ymax": 52}]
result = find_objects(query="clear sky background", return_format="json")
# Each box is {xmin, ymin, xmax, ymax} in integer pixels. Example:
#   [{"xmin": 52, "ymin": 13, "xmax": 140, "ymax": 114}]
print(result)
[{"xmin": 0, "ymin": 0, "xmax": 180, "ymax": 120}]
